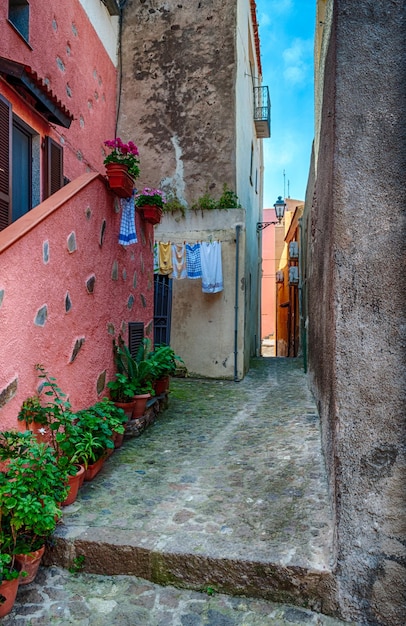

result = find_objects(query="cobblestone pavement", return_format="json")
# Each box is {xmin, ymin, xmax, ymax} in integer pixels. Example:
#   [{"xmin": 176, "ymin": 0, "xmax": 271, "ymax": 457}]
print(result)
[
  {"xmin": 4, "ymin": 566, "xmax": 352, "ymax": 625},
  {"xmin": 3, "ymin": 358, "xmax": 355, "ymax": 625}
]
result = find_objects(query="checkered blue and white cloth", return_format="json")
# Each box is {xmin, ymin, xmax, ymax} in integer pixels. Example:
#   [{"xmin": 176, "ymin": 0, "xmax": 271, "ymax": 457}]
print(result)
[
  {"xmin": 119, "ymin": 195, "xmax": 137, "ymax": 245},
  {"xmin": 186, "ymin": 243, "xmax": 202, "ymax": 279}
]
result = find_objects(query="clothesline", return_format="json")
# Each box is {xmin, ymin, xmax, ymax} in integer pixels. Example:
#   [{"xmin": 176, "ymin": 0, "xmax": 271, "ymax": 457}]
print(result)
[
  {"xmin": 156, "ymin": 239, "xmax": 225, "ymax": 244},
  {"xmin": 154, "ymin": 241, "xmax": 224, "ymax": 294}
]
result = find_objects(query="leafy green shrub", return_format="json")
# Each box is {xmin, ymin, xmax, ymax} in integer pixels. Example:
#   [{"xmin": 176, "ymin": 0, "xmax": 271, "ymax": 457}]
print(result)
[{"xmin": 0, "ymin": 431, "xmax": 68, "ymax": 555}]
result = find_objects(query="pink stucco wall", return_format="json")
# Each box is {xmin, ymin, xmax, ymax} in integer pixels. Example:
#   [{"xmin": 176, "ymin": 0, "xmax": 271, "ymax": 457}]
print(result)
[
  {"xmin": 0, "ymin": 175, "xmax": 154, "ymax": 430},
  {"xmin": 0, "ymin": 1, "xmax": 155, "ymax": 430},
  {"xmin": 260, "ymin": 207, "xmax": 277, "ymax": 339},
  {"xmin": 0, "ymin": 0, "xmax": 118, "ymax": 181}
]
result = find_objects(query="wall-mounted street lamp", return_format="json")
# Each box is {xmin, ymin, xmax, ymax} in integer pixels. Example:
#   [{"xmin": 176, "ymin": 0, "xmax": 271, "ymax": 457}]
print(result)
[{"xmin": 256, "ymin": 196, "xmax": 286, "ymax": 232}]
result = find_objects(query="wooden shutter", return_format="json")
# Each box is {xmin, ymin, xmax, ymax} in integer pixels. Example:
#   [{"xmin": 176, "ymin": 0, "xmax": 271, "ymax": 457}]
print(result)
[
  {"xmin": 0, "ymin": 95, "xmax": 11, "ymax": 231},
  {"xmin": 128, "ymin": 322, "xmax": 144, "ymax": 359},
  {"xmin": 44, "ymin": 136, "xmax": 63, "ymax": 199}
]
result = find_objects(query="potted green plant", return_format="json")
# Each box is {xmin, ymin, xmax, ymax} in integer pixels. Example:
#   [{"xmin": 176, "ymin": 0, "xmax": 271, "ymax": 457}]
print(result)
[
  {"xmin": 32, "ymin": 365, "xmax": 85, "ymax": 504},
  {"xmin": 72, "ymin": 399, "xmax": 127, "ymax": 479},
  {"xmin": 103, "ymin": 137, "xmax": 140, "ymax": 197},
  {"xmin": 0, "ymin": 554, "xmax": 21, "ymax": 617},
  {"xmin": 86, "ymin": 398, "xmax": 128, "ymax": 448},
  {"xmin": 147, "ymin": 344, "xmax": 185, "ymax": 395},
  {"xmin": 134, "ymin": 187, "xmax": 166, "ymax": 224},
  {"xmin": 108, "ymin": 337, "xmax": 155, "ymax": 419},
  {"xmin": 17, "ymin": 395, "xmax": 51, "ymax": 444},
  {"xmin": 0, "ymin": 431, "xmax": 68, "ymax": 587}
]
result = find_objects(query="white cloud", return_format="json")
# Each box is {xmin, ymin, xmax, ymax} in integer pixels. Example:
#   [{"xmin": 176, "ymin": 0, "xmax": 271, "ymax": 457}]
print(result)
[
  {"xmin": 269, "ymin": 0, "xmax": 293, "ymax": 14},
  {"xmin": 257, "ymin": 0, "xmax": 293, "ymax": 32},
  {"xmin": 282, "ymin": 37, "xmax": 313, "ymax": 86}
]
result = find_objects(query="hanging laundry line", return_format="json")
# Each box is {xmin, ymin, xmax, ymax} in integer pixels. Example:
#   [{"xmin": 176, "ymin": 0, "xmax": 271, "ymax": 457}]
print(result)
[{"xmin": 154, "ymin": 240, "xmax": 224, "ymax": 293}]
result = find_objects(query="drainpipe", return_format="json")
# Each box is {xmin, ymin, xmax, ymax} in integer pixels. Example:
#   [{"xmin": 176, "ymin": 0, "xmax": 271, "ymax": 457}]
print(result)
[{"xmin": 234, "ymin": 224, "xmax": 241, "ymax": 382}]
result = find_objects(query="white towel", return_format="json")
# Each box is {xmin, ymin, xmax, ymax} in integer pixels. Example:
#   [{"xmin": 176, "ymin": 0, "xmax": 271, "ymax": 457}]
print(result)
[
  {"xmin": 119, "ymin": 195, "xmax": 137, "ymax": 245},
  {"xmin": 200, "ymin": 241, "xmax": 223, "ymax": 293}
]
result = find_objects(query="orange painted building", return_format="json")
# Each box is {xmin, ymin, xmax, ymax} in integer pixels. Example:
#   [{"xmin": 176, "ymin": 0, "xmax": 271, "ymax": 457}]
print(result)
[
  {"xmin": 260, "ymin": 207, "xmax": 279, "ymax": 346},
  {"xmin": 275, "ymin": 199, "xmax": 303, "ymax": 357}
]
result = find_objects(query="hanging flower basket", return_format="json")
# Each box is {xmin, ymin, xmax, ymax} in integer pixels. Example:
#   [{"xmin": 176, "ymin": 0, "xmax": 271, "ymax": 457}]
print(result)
[
  {"xmin": 105, "ymin": 163, "xmax": 134, "ymax": 198},
  {"xmin": 138, "ymin": 204, "xmax": 163, "ymax": 225}
]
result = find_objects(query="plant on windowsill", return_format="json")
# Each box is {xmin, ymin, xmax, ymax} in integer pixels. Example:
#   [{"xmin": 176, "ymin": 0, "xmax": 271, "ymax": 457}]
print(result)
[
  {"xmin": 191, "ymin": 184, "xmax": 241, "ymax": 211},
  {"xmin": 134, "ymin": 187, "xmax": 166, "ymax": 224},
  {"xmin": 103, "ymin": 137, "xmax": 140, "ymax": 198},
  {"xmin": 162, "ymin": 192, "xmax": 187, "ymax": 217}
]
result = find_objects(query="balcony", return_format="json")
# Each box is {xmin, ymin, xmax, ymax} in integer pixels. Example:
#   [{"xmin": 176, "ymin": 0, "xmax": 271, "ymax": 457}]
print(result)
[{"xmin": 253, "ymin": 86, "xmax": 271, "ymax": 139}]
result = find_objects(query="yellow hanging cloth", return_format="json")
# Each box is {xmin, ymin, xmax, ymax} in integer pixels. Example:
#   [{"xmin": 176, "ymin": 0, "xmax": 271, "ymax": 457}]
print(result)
[{"xmin": 158, "ymin": 242, "xmax": 173, "ymax": 275}]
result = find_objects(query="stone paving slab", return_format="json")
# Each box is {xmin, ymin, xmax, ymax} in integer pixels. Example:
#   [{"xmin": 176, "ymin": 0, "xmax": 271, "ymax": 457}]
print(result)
[
  {"xmin": 3, "ymin": 566, "xmax": 355, "ymax": 625},
  {"xmin": 42, "ymin": 358, "xmax": 339, "ymax": 617}
]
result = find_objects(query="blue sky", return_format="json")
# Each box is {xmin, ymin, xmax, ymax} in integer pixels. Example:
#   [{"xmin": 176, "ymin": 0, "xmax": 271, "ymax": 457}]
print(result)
[{"xmin": 255, "ymin": 0, "xmax": 316, "ymax": 207}]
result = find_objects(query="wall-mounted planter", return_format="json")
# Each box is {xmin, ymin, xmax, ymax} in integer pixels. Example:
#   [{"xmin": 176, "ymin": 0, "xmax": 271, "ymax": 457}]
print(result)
[
  {"xmin": 105, "ymin": 163, "xmax": 134, "ymax": 198},
  {"xmin": 138, "ymin": 204, "xmax": 163, "ymax": 225}
]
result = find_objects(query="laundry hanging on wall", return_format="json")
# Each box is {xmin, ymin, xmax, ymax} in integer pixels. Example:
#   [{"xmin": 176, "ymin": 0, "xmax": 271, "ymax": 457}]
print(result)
[
  {"xmin": 119, "ymin": 194, "xmax": 137, "ymax": 245},
  {"xmin": 155, "ymin": 241, "xmax": 223, "ymax": 293},
  {"xmin": 200, "ymin": 241, "xmax": 223, "ymax": 294},
  {"xmin": 172, "ymin": 243, "xmax": 187, "ymax": 279},
  {"xmin": 186, "ymin": 242, "xmax": 202, "ymax": 279},
  {"xmin": 158, "ymin": 242, "xmax": 173, "ymax": 275}
]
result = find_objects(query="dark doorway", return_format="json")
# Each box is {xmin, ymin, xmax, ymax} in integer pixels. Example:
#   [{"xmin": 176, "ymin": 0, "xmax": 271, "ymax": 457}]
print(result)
[{"xmin": 154, "ymin": 274, "xmax": 172, "ymax": 345}]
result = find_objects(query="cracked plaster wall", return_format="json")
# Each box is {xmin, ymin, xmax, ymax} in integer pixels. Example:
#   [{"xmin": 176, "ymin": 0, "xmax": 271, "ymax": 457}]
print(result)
[
  {"xmin": 305, "ymin": 1, "xmax": 406, "ymax": 624},
  {"xmin": 119, "ymin": 0, "xmax": 237, "ymax": 202}
]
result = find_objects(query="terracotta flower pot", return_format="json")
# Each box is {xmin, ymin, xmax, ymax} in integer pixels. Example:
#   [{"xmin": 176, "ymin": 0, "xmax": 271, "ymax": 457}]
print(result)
[
  {"xmin": 113, "ymin": 400, "xmax": 137, "ymax": 421},
  {"xmin": 132, "ymin": 393, "xmax": 151, "ymax": 418},
  {"xmin": 15, "ymin": 545, "xmax": 45, "ymax": 585},
  {"xmin": 0, "ymin": 577, "xmax": 19, "ymax": 617},
  {"xmin": 105, "ymin": 163, "xmax": 134, "ymax": 198},
  {"xmin": 62, "ymin": 464, "xmax": 85, "ymax": 506},
  {"xmin": 154, "ymin": 376, "xmax": 170, "ymax": 396},
  {"xmin": 138, "ymin": 204, "xmax": 163, "ymax": 225},
  {"xmin": 84, "ymin": 456, "xmax": 105, "ymax": 481},
  {"xmin": 113, "ymin": 431, "xmax": 124, "ymax": 448}
]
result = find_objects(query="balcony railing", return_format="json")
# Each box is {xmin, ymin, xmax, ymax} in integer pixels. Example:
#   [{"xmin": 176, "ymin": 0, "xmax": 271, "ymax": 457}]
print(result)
[{"xmin": 253, "ymin": 86, "xmax": 271, "ymax": 138}]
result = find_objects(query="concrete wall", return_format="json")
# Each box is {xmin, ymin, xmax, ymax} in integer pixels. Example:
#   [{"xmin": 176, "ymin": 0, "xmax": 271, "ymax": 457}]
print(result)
[
  {"xmin": 155, "ymin": 210, "xmax": 246, "ymax": 380},
  {"xmin": 305, "ymin": 1, "xmax": 406, "ymax": 623}
]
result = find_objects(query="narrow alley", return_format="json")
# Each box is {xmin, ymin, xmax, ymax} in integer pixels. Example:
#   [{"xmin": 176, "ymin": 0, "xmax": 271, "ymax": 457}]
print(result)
[{"xmin": 3, "ymin": 358, "xmax": 354, "ymax": 625}]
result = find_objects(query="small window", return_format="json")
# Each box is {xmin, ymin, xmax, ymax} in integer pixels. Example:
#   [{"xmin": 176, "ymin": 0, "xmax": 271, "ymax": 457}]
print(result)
[
  {"xmin": 44, "ymin": 137, "xmax": 63, "ymax": 199},
  {"xmin": 129, "ymin": 322, "xmax": 144, "ymax": 359},
  {"xmin": 8, "ymin": 0, "xmax": 30, "ymax": 42}
]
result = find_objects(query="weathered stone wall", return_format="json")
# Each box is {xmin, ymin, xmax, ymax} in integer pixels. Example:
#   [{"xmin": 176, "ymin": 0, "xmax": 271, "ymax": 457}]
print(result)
[
  {"xmin": 119, "ymin": 0, "xmax": 237, "ymax": 203},
  {"xmin": 306, "ymin": 1, "xmax": 406, "ymax": 623}
]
